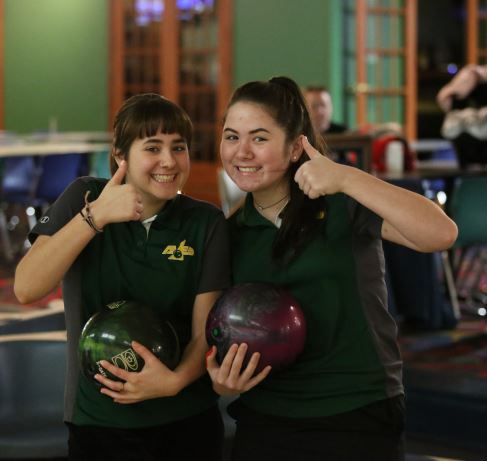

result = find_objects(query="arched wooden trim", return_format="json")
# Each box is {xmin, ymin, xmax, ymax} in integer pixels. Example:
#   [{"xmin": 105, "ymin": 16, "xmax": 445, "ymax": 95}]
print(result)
[
  {"xmin": 466, "ymin": 0, "xmax": 478, "ymax": 64},
  {"xmin": 161, "ymin": 0, "xmax": 179, "ymax": 102},
  {"xmin": 354, "ymin": 0, "xmax": 417, "ymax": 141}
]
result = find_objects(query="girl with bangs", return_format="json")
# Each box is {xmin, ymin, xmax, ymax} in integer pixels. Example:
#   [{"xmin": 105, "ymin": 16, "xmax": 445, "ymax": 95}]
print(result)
[{"xmin": 15, "ymin": 93, "xmax": 230, "ymax": 461}]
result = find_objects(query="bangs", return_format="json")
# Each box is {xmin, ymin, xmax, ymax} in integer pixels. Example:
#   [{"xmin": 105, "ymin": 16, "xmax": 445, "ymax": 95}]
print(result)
[
  {"xmin": 114, "ymin": 94, "xmax": 192, "ymax": 154},
  {"xmin": 128, "ymin": 105, "xmax": 192, "ymax": 147}
]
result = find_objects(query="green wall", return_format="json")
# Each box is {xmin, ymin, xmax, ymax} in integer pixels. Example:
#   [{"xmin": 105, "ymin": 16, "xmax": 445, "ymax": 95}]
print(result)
[
  {"xmin": 3, "ymin": 0, "xmax": 343, "ymax": 132},
  {"xmin": 233, "ymin": 0, "xmax": 343, "ymax": 120},
  {"xmin": 4, "ymin": 0, "xmax": 108, "ymax": 133}
]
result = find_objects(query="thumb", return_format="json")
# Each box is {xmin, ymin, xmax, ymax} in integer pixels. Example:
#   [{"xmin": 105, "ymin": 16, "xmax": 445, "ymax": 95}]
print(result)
[
  {"xmin": 108, "ymin": 160, "xmax": 127, "ymax": 186},
  {"xmin": 302, "ymin": 136, "xmax": 320, "ymax": 159}
]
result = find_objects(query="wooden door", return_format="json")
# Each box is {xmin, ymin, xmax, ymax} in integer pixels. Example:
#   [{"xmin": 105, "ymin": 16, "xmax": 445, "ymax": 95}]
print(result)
[
  {"xmin": 109, "ymin": 0, "xmax": 233, "ymax": 205},
  {"xmin": 109, "ymin": 0, "xmax": 232, "ymax": 162},
  {"xmin": 466, "ymin": 0, "xmax": 487, "ymax": 64},
  {"xmin": 343, "ymin": 0, "xmax": 417, "ymax": 140}
]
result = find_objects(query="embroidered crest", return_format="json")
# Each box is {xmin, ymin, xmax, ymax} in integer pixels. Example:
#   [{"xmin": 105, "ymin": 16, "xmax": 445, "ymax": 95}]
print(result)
[{"xmin": 162, "ymin": 240, "xmax": 195, "ymax": 261}]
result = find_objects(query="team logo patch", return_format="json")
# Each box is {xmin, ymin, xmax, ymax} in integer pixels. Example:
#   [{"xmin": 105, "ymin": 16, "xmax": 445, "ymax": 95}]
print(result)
[
  {"xmin": 162, "ymin": 240, "xmax": 194, "ymax": 261},
  {"xmin": 40, "ymin": 216, "xmax": 50, "ymax": 223},
  {"xmin": 107, "ymin": 300, "xmax": 126, "ymax": 310}
]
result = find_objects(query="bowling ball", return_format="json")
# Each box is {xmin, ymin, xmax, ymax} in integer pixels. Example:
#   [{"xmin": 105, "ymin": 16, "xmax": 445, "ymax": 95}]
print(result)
[
  {"xmin": 206, "ymin": 283, "xmax": 306, "ymax": 374},
  {"xmin": 79, "ymin": 300, "xmax": 180, "ymax": 384}
]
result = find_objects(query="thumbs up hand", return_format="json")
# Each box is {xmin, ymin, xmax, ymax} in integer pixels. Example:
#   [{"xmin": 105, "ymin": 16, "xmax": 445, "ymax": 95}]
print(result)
[
  {"xmin": 89, "ymin": 160, "xmax": 144, "ymax": 228},
  {"xmin": 294, "ymin": 136, "xmax": 348, "ymax": 199}
]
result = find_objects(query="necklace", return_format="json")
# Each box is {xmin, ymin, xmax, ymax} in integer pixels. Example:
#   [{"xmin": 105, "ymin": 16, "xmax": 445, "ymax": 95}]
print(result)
[
  {"xmin": 273, "ymin": 198, "xmax": 290, "ymax": 228},
  {"xmin": 254, "ymin": 193, "xmax": 289, "ymax": 211}
]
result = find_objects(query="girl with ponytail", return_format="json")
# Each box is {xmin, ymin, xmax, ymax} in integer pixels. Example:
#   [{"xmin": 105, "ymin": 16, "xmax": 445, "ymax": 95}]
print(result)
[{"xmin": 207, "ymin": 76, "xmax": 457, "ymax": 461}]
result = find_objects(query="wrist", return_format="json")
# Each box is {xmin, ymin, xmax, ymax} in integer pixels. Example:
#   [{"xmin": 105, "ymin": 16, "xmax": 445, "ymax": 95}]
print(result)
[
  {"xmin": 339, "ymin": 164, "xmax": 359, "ymax": 195},
  {"xmin": 164, "ymin": 371, "xmax": 184, "ymax": 397},
  {"xmin": 80, "ymin": 191, "xmax": 104, "ymax": 233},
  {"xmin": 88, "ymin": 201, "xmax": 106, "ymax": 230}
]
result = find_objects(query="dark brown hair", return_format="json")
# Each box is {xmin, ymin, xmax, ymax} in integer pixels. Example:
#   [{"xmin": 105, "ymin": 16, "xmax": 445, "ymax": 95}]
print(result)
[
  {"xmin": 225, "ymin": 76, "xmax": 328, "ymax": 260},
  {"xmin": 110, "ymin": 93, "xmax": 192, "ymax": 175}
]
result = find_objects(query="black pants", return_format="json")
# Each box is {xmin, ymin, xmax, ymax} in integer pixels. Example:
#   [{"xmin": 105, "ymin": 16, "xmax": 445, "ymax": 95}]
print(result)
[
  {"xmin": 229, "ymin": 396, "xmax": 405, "ymax": 461},
  {"xmin": 67, "ymin": 405, "xmax": 224, "ymax": 461}
]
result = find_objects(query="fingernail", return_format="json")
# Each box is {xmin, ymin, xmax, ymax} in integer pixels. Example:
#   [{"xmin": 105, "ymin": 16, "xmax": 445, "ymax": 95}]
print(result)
[{"xmin": 205, "ymin": 347, "xmax": 213, "ymax": 359}]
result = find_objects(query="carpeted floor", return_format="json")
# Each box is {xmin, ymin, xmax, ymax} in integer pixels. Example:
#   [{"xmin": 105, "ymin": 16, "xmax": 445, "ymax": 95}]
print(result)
[{"xmin": 399, "ymin": 319, "xmax": 487, "ymax": 460}]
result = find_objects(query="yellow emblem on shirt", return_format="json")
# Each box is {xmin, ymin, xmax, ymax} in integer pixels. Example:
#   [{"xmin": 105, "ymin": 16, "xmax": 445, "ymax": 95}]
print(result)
[{"xmin": 162, "ymin": 240, "xmax": 195, "ymax": 261}]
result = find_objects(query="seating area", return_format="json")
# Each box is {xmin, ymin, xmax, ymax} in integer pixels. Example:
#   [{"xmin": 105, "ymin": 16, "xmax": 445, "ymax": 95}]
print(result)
[
  {"xmin": 0, "ymin": 153, "xmax": 89, "ymax": 261},
  {"xmin": 0, "ymin": 307, "xmax": 68, "ymax": 459}
]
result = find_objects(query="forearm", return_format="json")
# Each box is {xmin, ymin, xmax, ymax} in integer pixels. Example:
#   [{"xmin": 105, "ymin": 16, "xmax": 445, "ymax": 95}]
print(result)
[
  {"xmin": 168, "ymin": 333, "xmax": 207, "ymax": 395},
  {"xmin": 437, "ymin": 64, "xmax": 487, "ymax": 111},
  {"xmin": 341, "ymin": 166, "xmax": 457, "ymax": 251},
  {"xmin": 14, "ymin": 213, "xmax": 97, "ymax": 303},
  {"xmin": 167, "ymin": 290, "xmax": 221, "ymax": 395}
]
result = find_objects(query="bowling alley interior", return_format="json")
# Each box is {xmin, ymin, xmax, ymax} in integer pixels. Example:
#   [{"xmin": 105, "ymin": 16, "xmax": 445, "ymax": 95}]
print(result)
[{"xmin": 1, "ymin": 1, "xmax": 487, "ymax": 460}]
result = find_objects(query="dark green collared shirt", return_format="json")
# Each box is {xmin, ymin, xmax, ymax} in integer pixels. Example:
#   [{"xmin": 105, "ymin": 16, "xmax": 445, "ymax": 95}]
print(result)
[
  {"xmin": 228, "ymin": 193, "xmax": 403, "ymax": 418},
  {"xmin": 31, "ymin": 177, "xmax": 231, "ymax": 428}
]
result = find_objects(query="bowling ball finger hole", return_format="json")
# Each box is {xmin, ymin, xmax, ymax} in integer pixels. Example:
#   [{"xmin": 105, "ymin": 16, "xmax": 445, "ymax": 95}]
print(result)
[{"xmin": 211, "ymin": 327, "xmax": 222, "ymax": 340}]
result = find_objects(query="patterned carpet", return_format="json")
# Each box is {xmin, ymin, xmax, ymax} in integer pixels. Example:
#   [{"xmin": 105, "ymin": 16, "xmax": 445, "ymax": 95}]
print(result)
[{"xmin": 0, "ymin": 274, "xmax": 62, "ymax": 311}]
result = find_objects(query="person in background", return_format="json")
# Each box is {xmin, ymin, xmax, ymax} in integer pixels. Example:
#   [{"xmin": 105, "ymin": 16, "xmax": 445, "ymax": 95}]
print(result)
[
  {"xmin": 304, "ymin": 85, "xmax": 348, "ymax": 135},
  {"xmin": 437, "ymin": 64, "xmax": 487, "ymax": 167},
  {"xmin": 14, "ymin": 93, "xmax": 230, "ymax": 461},
  {"xmin": 437, "ymin": 64, "xmax": 487, "ymax": 112},
  {"xmin": 207, "ymin": 76, "xmax": 458, "ymax": 461}
]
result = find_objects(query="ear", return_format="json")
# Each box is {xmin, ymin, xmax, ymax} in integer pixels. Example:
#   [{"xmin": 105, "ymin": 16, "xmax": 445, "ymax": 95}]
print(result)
[
  {"xmin": 289, "ymin": 136, "xmax": 304, "ymax": 163},
  {"xmin": 112, "ymin": 149, "xmax": 125, "ymax": 167}
]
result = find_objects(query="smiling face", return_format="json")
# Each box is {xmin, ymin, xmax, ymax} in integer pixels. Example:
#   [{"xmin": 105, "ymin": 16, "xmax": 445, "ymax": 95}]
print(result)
[
  {"xmin": 220, "ymin": 102, "xmax": 299, "ymax": 200},
  {"xmin": 117, "ymin": 131, "xmax": 190, "ymax": 216}
]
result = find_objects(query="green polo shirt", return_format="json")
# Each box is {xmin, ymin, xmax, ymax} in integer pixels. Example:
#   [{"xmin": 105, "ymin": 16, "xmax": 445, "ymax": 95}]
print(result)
[
  {"xmin": 228, "ymin": 193, "xmax": 403, "ymax": 418},
  {"xmin": 30, "ymin": 177, "xmax": 231, "ymax": 428}
]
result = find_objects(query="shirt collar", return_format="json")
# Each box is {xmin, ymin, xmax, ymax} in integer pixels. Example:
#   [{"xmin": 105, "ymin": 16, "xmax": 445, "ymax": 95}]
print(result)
[
  {"xmin": 151, "ymin": 194, "xmax": 183, "ymax": 231},
  {"xmin": 236, "ymin": 193, "xmax": 278, "ymax": 228}
]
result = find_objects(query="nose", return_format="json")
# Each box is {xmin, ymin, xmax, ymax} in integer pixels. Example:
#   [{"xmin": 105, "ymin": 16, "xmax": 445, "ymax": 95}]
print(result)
[
  {"xmin": 159, "ymin": 148, "xmax": 176, "ymax": 168},
  {"xmin": 235, "ymin": 138, "xmax": 254, "ymax": 160}
]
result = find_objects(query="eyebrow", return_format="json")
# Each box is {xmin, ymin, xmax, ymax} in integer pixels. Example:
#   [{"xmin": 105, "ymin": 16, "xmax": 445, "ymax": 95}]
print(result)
[
  {"xmin": 143, "ymin": 137, "xmax": 186, "ymax": 144},
  {"xmin": 223, "ymin": 127, "xmax": 270, "ymax": 134}
]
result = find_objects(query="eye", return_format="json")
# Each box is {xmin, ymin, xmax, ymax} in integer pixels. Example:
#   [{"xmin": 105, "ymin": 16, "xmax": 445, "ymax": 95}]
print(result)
[
  {"xmin": 254, "ymin": 136, "xmax": 267, "ymax": 142},
  {"xmin": 146, "ymin": 146, "xmax": 160, "ymax": 153},
  {"xmin": 173, "ymin": 144, "xmax": 188, "ymax": 153},
  {"xmin": 224, "ymin": 134, "xmax": 238, "ymax": 141}
]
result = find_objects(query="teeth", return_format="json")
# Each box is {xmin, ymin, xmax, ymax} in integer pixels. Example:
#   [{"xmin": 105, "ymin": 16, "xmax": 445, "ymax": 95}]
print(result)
[
  {"xmin": 238, "ymin": 167, "xmax": 260, "ymax": 172},
  {"xmin": 152, "ymin": 174, "xmax": 176, "ymax": 183}
]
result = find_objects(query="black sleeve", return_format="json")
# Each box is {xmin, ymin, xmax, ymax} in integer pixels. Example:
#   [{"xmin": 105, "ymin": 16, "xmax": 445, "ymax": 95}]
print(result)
[
  {"xmin": 197, "ymin": 212, "xmax": 231, "ymax": 294},
  {"xmin": 346, "ymin": 196, "xmax": 383, "ymax": 239},
  {"xmin": 28, "ymin": 177, "xmax": 94, "ymax": 244}
]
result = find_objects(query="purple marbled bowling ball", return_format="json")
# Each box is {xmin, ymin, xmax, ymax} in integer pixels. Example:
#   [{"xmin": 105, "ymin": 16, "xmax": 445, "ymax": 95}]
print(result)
[{"xmin": 205, "ymin": 283, "xmax": 306, "ymax": 373}]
